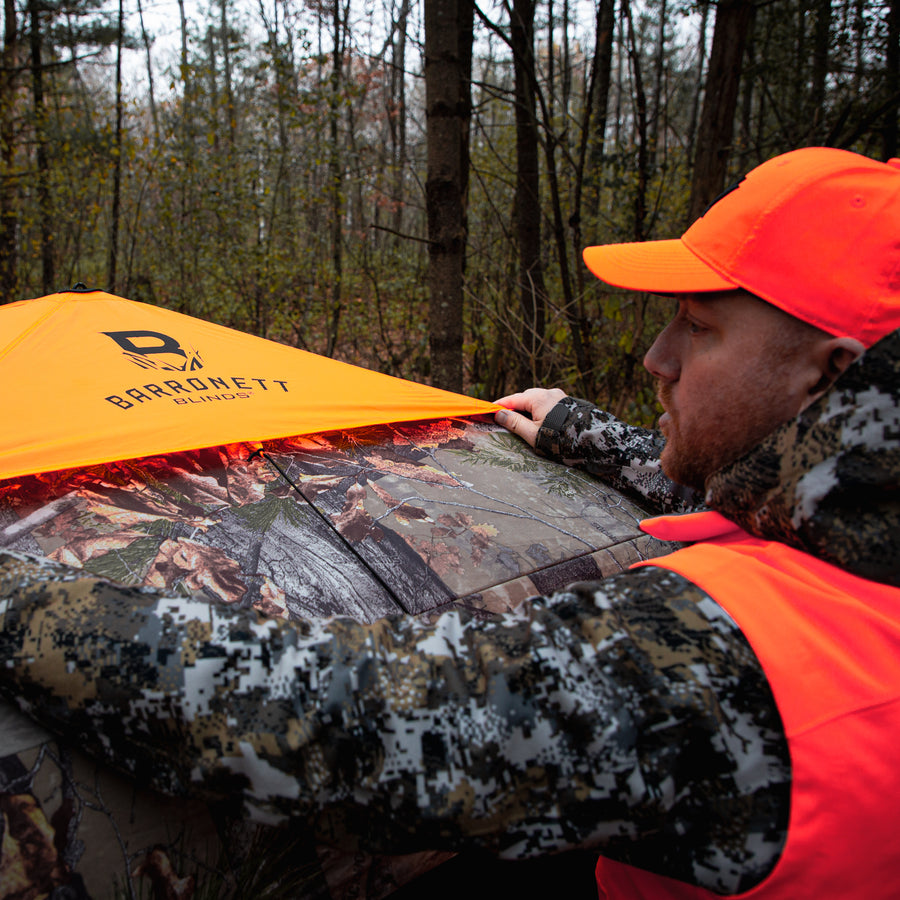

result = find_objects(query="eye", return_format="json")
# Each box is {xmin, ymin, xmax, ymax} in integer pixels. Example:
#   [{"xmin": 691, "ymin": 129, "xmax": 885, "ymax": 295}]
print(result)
[{"xmin": 686, "ymin": 317, "xmax": 708, "ymax": 336}]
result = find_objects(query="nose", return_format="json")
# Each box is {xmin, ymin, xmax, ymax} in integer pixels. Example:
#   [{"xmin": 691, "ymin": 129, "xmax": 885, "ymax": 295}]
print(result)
[{"xmin": 643, "ymin": 320, "xmax": 679, "ymax": 382}]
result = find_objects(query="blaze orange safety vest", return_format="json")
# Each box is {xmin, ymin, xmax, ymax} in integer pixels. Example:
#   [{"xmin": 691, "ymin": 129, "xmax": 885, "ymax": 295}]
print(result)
[{"xmin": 595, "ymin": 511, "xmax": 900, "ymax": 900}]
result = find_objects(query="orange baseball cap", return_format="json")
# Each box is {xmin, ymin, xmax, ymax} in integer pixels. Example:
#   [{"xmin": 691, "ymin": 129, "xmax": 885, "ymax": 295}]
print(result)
[{"xmin": 583, "ymin": 148, "xmax": 900, "ymax": 347}]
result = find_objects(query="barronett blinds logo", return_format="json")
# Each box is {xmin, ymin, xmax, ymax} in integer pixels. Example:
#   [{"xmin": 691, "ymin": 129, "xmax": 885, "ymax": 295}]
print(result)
[
  {"xmin": 101, "ymin": 330, "xmax": 289, "ymax": 410},
  {"xmin": 103, "ymin": 330, "xmax": 204, "ymax": 372}
]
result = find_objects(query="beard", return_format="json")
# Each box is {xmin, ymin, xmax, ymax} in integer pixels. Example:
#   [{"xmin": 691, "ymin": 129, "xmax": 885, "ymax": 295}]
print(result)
[{"xmin": 656, "ymin": 377, "xmax": 793, "ymax": 493}]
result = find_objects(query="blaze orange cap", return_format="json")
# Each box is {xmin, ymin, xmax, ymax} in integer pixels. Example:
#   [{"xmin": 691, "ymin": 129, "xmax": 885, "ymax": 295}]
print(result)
[{"xmin": 583, "ymin": 147, "xmax": 900, "ymax": 347}]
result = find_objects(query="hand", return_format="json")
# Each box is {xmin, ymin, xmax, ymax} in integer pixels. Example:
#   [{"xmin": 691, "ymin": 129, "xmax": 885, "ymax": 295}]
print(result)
[{"xmin": 493, "ymin": 388, "xmax": 568, "ymax": 448}]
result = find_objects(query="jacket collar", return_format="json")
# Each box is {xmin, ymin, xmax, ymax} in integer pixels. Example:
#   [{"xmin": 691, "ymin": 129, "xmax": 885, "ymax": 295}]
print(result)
[{"xmin": 704, "ymin": 328, "xmax": 900, "ymax": 587}]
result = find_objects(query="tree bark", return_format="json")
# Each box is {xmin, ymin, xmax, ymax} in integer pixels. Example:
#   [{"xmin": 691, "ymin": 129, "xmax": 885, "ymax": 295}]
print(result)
[
  {"xmin": 0, "ymin": 0, "xmax": 18, "ymax": 301},
  {"xmin": 176, "ymin": 0, "xmax": 193, "ymax": 313},
  {"xmin": 425, "ymin": 0, "xmax": 472, "ymax": 391},
  {"xmin": 623, "ymin": 0, "xmax": 648, "ymax": 241},
  {"xmin": 326, "ymin": 0, "xmax": 349, "ymax": 356},
  {"xmin": 511, "ymin": 0, "xmax": 549, "ymax": 384},
  {"xmin": 586, "ymin": 0, "xmax": 614, "ymax": 218},
  {"xmin": 687, "ymin": 1, "xmax": 710, "ymax": 169},
  {"xmin": 688, "ymin": 0, "xmax": 755, "ymax": 223},
  {"xmin": 570, "ymin": 0, "xmax": 614, "ymax": 386},
  {"xmin": 391, "ymin": 0, "xmax": 410, "ymax": 242},
  {"xmin": 221, "ymin": 0, "xmax": 235, "ymax": 149},
  {"xmin": 28, "ymin": 0, "xmax": 54, "ymax": 294},
  {"xmin": 107, "ymin": 0, "xmax": 124, "ymax": 294},
  {"xmin": 649, "ymin": 0, "xmax": 667, "ymax": 163},
  {"xmin": 809, "ymin": 0, "xmax": 831, "ymax": 138},
  {"xmin": 136, "ymin": 0, "xmax": 159, "ymax": 142},
  {"xmin": 885, "ymin": 0, "xmax": 899, "ymax": 159}
]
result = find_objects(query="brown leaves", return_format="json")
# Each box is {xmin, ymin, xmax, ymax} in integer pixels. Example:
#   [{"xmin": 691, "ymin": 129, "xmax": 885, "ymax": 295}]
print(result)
[
  {"xmin": 145, "ymin": 539, "xmax": 247, "ymax": 602},
  {"xmin": 331, "ymin": 483, "xmax": 384, "ymax": 543},
  {"xmin": 0, "ymin": 793, "xmax": 69, "ymax": 899}
]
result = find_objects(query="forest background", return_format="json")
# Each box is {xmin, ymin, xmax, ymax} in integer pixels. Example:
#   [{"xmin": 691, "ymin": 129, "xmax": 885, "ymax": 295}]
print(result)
[{"xmin": 1, "ymin": 0, "xmax": 898, "ymax": 424}]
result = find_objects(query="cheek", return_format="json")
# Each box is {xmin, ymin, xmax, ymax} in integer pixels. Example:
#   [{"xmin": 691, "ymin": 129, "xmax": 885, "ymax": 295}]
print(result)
[
  {"xmin": 680, "ymin": 362, "xmax": 735, "ymax": 414},
  {"xmin": 697, "ymin": 357, "xmax": 754, "ymax": 406}
]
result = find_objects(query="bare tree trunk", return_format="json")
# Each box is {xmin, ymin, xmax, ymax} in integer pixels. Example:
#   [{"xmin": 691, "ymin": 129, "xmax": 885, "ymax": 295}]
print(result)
[
  {"xmin": 205, "ymin": 29, "xmax": 219, "ymax": 149},
  {"xmin": 572, "ymin": 0, "xmax": 613, "ymax": 374},
  {"xmin": 792, "ymin": 0, "xmax": 806, "ymax": 132},
  {"xmin": 28, "ymin": 0, "xmax": 53, "ymax": 294},
  {"xmin": 547, "ymin": 0, "xmax": 555, "ymax": 128},
  {"xmin": 885, "ymin": 0, "xmax": 899, "ymax": 159},
  {"xmin": 0, "ymin": 0, "xmax": 18, "ymax": 301},
  {"xmin": 614, "ymin": 12, "xmax": 624, "ymax": 148},
  {"xmin": 511, "ymin": 0, "xmax": 548, "ymax": 384},
  {"xmin": 176, "ymin": 0, "xmax": 192, "ymax": 313},
  {"xmin": 221, "ymin": 0, "xmax": 235, "ymax": 149},
  {"xmin": 136, "ymin": 0, "xmax": 158, "ymax": 141},
  {"xmin": 459, "ymin": 0, "xmax": 473, "ymax": 264},
  {"xmin": 809, "ymin": 0, "xmax": 831, "ymax": 141},
  {"xmin": 586, "ymin": 0, "xmax": 614, "ymax": 219},
  {"xmin": 561, "ymin": 0, "xmax": 572, "ymax": 118},
  {"xmin": 688, "ymin": 0, "xmax": 755, "ymax": 223},
  {"xmin": 107, "ymin": 0, "xmax": 124, "ymax": 294},
  {"xmin": 544, "ymin": 114, "xmax": 590, "ymax": 395},
  {"xmin": 623, "ymin": 0, "xmax": 648, "ymax": 241},
  {"xmin": 425, "ymin": 0, "xmax": 472, "ymax": 391},
  {"xmin": 529, "ymin": 0, "xmax": 589, "ymax": 393},
  {"xmin": 327, "ymin": 0, "xmax": 346, "ymax": 357},
  {"xmin": 852, "ymin": 0, "xmax": 864, "ymax": 95},
  {"xmin": 686, "ymin": 1, "xmax": 710, "ymax": 169},
  {"xmin": 391, "ymin": 0, "xmax": 410, "ymax": 242},
  {"xmin": 738, "ymin": 9, "xmax": 754, "ymax": 161},
  {"xmin": 649, "ymin": 0, "xmax": 667, "ymax": 164}
]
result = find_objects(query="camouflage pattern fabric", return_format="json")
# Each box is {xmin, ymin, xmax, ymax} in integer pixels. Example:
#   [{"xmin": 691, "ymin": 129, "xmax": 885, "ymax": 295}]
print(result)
[
  {"xmin": 0, "ymin": 553, "xmax": 788, "ymax": 895},
  {"xmin": 535, "ymin": 399, "xmax": 702, "ymax": 514}
]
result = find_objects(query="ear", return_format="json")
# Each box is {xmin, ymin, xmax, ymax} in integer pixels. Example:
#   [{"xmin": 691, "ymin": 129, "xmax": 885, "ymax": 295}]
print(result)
[{"xmin": 800, "ymin": 337, "xmax": 866, "ymax": 411}]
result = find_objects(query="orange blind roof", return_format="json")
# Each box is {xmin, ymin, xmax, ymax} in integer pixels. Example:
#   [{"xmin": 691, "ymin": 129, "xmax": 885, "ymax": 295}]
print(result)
[{"xmin": 0, "ymin": 290, "xmax": 500, "ymax": 481}]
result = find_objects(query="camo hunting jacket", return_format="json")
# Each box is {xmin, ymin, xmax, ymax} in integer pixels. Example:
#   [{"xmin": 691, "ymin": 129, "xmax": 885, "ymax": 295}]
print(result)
[
  {"xmin": 1, "ymin": 330, "xmax": 896, "ymax": 896},
  {"xmin": 535, "ymin": 398, "xmax": 703, "ymax": 515}
]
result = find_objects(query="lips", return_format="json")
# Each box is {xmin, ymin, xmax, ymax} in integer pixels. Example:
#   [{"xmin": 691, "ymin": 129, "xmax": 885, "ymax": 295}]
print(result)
[{"xmin": 656, "ymin": 381, "xmax": 673, "ymax": 433}]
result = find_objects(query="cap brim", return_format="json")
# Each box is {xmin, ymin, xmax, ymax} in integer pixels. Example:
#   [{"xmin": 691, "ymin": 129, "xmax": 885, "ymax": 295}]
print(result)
[{"xmin": 583, "ymin": 239, "xmax": 737, "ymax": 293}]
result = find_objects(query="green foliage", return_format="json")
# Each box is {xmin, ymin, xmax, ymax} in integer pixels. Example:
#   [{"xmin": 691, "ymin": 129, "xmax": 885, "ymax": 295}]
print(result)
[
  {"xmin": 450, "ymin": 431, "xmax": 554, "ymax": 474},
  {"xmin": 3, "ymin": 0, "xmax": 897, "ymax": 424},
  {"xmin": 85, "ymin": 535, "xmax": 160, "ymax": 583},
  {"xmin": 230, "ymin": 495, "xmax": 312, "ymax": 531},
  {"xmin": 450, "ymin": 432, "xmax": 627, "ymax": 500}
]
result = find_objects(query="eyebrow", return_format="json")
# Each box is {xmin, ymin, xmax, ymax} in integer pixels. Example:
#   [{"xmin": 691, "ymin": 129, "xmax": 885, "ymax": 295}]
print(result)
[
  {"xmin": 682, "ymin": 293, "xmax": 731, "ymax": 312},
  {"xmin": 679, "ymin": 296, "xmax": 725, "ymax": 327}
]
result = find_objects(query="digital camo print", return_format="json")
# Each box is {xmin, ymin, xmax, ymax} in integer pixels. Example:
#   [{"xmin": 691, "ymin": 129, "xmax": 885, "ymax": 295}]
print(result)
[
  {"xmin": 535, "ymin": 397, "xmax": 702, "ymax": 514},
  {"xmin": 0, "ymin": 553, "xmax": 788, "ymax": 896},
  {"xmin": 706, "ymin": 327, "xmax": 900, "ymax": 587}
]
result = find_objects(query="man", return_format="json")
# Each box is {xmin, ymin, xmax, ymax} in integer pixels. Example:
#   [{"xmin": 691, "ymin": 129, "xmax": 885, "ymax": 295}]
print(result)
[
  {"xmin": 493, "ymin": 146, "xmax": 900, "ymax": 897},
  {"xmin": 1, "ymin": 148, "xmax": 898, "ymax": 898}
]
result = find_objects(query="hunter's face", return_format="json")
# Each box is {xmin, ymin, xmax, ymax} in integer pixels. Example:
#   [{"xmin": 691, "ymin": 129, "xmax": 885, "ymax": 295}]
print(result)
[{"xmin": 643, "ymin": 290, "xmax": 822, "ymax": 491}]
